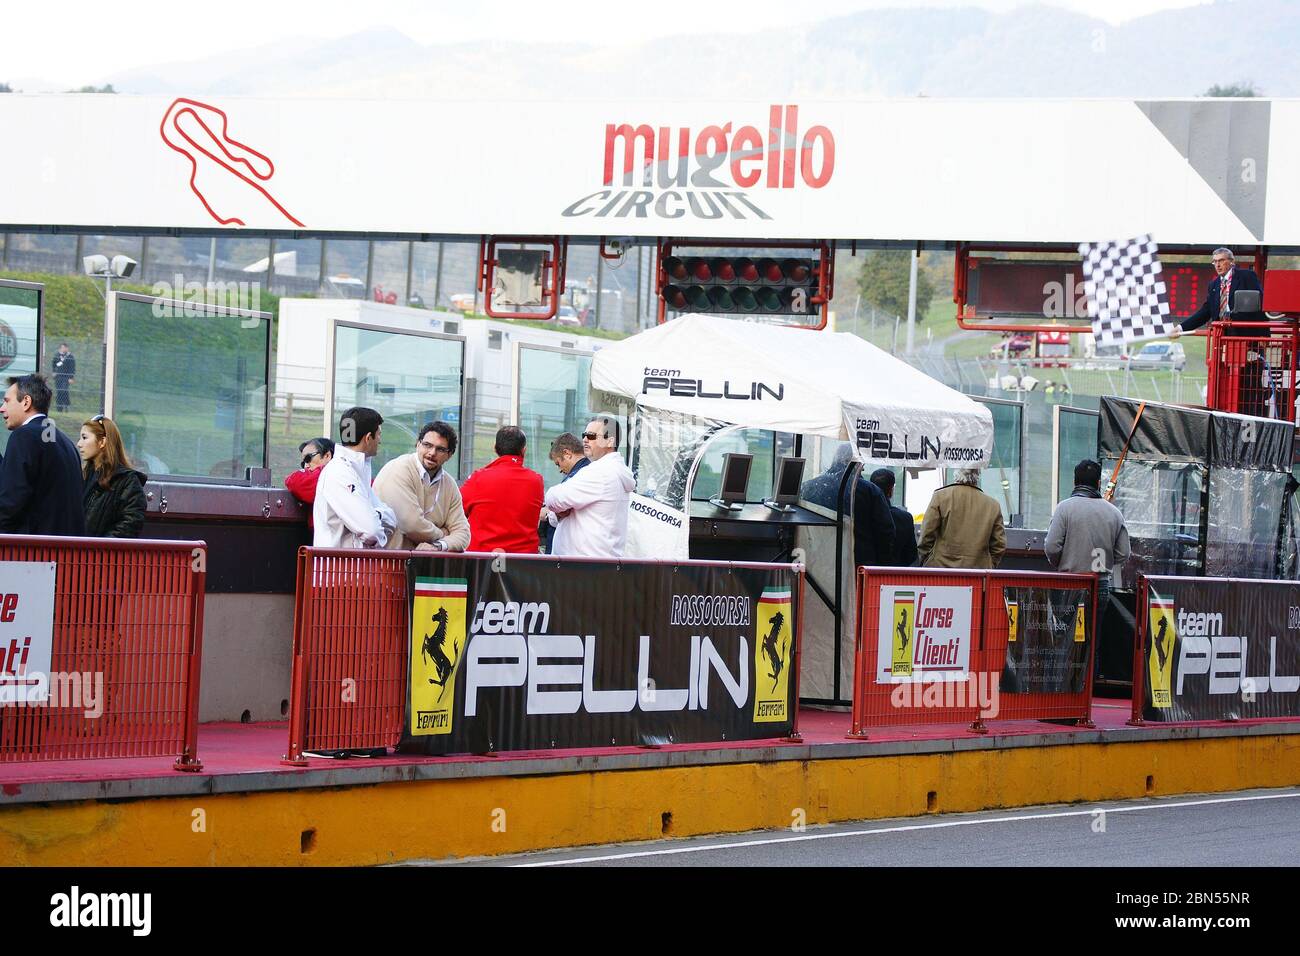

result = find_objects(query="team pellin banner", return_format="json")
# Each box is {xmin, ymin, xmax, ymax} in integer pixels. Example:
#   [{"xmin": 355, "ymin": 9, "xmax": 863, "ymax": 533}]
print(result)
[
  {"xmin": 1000, "ymin": 585, "xmax": 1093, "ymax": 695},
  {"xmin": 400, "ymin": 556, "xmax": 800, "ymax": 754},
  {"xmin": 1141, "ymin": 577, "xmax": 1300, "ymax": 722}
]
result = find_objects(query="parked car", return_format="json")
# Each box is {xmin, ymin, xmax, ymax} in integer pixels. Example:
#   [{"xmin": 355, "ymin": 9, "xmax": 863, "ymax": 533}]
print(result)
[
  {"xmin": 1128, "ymin": 341, "xmax": 1186, "ymax": 371},
  {"xmin": 556, "ymin": 305, "xmax": 581, "ymax": 327},
  {"xmin": 990, "ymin": 333, "xmax": 1033, "ymax": 359}
]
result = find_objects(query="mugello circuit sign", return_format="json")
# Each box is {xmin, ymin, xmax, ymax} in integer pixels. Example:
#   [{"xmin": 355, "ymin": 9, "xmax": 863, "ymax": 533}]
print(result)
[
  {"xmin": 562, "ymin": 105, "xmax": 836, "ymax": 223},
  {"xmin": 0, "ymin": 94, "xmax": 1292, "ymax": 243}
]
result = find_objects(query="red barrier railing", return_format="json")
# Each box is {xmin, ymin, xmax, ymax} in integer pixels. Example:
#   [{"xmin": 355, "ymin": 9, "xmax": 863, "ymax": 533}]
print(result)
[
  {"xmin": 0, "ymin": 535, "xmax": 206, "ymax": 770},
  {"xmin": 1206, "ymin": 320, "xmax": 1300, "ymax": 422},
  {"xmin": 283, "ymin": 548, "xmax": 806, "ymax": 763},
  {"xmin": 851, "ymin": 567, "xmax": 1097, "ymax": 737}
]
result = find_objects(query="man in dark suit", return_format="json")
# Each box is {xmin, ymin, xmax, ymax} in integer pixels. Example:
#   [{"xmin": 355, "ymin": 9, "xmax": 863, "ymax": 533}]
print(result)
[
  {"xmin": 0, "ymin": 374, "xmax": 87, "ymax": 536},
  {"xmin": 51, "ymin": 343, "xmax": 76, "ymax": 413},
  {"xmin": 1173, "ymin": 247, "xmax": 1264, "ymax": 338},
  {"xmin": 1171, "ymin": 248, "xmax": 1268, "ymax": 415},
  {"xmin": 871, "ymin": 468, "xmax": 919, "ymax": 566}
]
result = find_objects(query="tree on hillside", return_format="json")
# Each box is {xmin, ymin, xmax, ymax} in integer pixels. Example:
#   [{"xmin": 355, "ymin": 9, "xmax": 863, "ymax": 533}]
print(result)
[
  {"xmin": 67, "ymin": 84, "xmax": 116, "ymax": 94},
  {"xmin": 856, "ymin": 250, "xmax": 935, "ymax": 323},
  {"xmin": 1204, "ymin": 82, "xmax": 1259, "ymax": 97}
]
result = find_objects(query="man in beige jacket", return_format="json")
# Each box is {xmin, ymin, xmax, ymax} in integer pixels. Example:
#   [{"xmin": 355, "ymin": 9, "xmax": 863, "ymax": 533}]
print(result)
[
  {"xmin": 918, "ymin": 468, "xmax": 1006, "ymax": 569},
  {"xmin": 373, "ymin": 421, "xmax": 471, "ymax": 552}
]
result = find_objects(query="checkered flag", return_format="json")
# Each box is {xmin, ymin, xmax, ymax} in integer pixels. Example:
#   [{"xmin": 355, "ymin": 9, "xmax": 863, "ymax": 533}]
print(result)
[{"xmin": 1078, "ymin": 234, "xmax": 1173, "ymax": 347}]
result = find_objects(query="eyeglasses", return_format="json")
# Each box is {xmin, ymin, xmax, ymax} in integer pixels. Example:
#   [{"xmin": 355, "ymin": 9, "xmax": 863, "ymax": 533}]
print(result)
[
  {"xmin": 91, "ymin": 414, "xmax": 105, "ymax": 422},
  {"xmin": 301, "ymin": 451, "xmax": 322, "ymax": 468},
  {"xmin": 1212, "ymin": 257, "xmax": 1231, "ymax": 265},
  {"xmin": 419, "ymin": 442, "xmax": 451, "ymax": 455},
  {"xmin": 581, "ymin": 432, "xmax": 601, "ymax": 441}
]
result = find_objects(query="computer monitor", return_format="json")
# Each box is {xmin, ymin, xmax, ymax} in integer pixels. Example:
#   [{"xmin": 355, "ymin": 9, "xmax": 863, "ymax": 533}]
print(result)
[
  {"xmin": 710, "ymin": 453, "xmax": 753, "ymax": 511},
  {"xmin": 765, "ymin": 456, "xmax": 806, "ymax": 511}
]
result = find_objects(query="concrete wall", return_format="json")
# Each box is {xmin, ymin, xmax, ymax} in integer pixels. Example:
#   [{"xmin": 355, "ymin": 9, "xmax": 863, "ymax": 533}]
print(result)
[{"xmin": 197, "ymin": 593, "xmax": 296, "ymax": 723}]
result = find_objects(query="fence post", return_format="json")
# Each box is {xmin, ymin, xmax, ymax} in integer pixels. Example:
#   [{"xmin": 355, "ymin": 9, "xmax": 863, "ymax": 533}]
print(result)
[
  {"xmin": 1127, "ymin": 574, "xmax": 1149, "ymax": 726},
  {"xmin": 174, "ymin": 543, "xmax": 207, "ymax": 772},
  {"xmin": 282, "ymin": 548, "xmax": 313, "ymax": 766}
]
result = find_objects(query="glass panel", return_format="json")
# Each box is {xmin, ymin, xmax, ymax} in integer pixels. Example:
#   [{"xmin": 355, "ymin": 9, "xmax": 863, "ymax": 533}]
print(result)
[
  {"xmin": 691, "ymin": 428, "xmax": 779, "ymax": 502},
  {"xmin": 515, "ymin": 345, "xmax": 593, "ymax": 486},
  {"xmin": 267, "ymin": 239, "xmax": 322, "ymax": 297},
  {"xmin": 0, "ymin": 283, "xmax": 41, "ymax": 457},
  {"xmin": 369, "ymin": 241, "xmax": 409, "ymax": 306},
  {"xmin": 1055, "ymin": 407, "xmax": 1100, "ymax": 505},
  {"xmin": 3, "ymin": 234, "xmax": 77, "ymax": 273},
  {"xmin": 331, "ymin": 325, "xmax": 463, "ymax": 476},
  {"xmin": 323, "ymin": 240, "xmax": 368, "ymax": 299},
  {"xmin": 972, "ymin": 399, "xmax": 1022, "ymax": 525},
  {"xmin": 113, "ymin": 295, "xmax": 269, "ymax": 479},
  {"xmin": 800, "ymin": 439, "xmax": 855, "ymax": 511}
]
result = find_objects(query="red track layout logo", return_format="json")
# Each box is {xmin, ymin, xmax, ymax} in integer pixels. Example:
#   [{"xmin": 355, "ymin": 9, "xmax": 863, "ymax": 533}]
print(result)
[{"xmin": 159, "ymin": 98, "xmax": 304, "ymax": 227}]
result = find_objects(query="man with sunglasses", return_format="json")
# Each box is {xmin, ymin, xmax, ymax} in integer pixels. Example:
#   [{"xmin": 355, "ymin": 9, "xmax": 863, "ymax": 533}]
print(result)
[
  {"xmin": 284, "ymin": 437, "xmax": 334, "ymax": 528},
  {"xmin": 373, "ymin": 421, "xmax": 470, "ymax": 552},
  {"xmin": 543, "ymin": 417, "xmax": 635, "ymax": 559}
]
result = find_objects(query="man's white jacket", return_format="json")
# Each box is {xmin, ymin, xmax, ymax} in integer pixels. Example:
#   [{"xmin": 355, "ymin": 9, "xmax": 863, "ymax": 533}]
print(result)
[
  {"xmin": 543, "ymin": 452, "xmax": 635, "ymax": 558},
  {"xmin": 313, "ymin": 444, "xmax": 397, "ymax": 549}
]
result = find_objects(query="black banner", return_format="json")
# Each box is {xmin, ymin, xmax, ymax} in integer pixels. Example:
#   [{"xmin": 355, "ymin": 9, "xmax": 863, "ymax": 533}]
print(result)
[
  {"xmin": 1142, "ymin": 577, "xmax": 1300, "ymax": 721},
  {"xmin": 398, "ymin": 556, "xmax": 798, "ymax": 754},
  {"xmin": 1000, "ymin": 586, "xmax": 1092, "ymax": 694}
]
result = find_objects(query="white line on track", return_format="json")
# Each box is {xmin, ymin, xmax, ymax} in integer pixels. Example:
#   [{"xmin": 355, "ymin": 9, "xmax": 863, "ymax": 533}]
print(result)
[{"xmin": 514, "ymin": 790, "xmax": 1300, "ymax": 867}]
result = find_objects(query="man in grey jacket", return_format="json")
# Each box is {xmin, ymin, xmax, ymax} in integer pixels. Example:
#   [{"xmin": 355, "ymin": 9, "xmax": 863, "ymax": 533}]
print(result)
[{"xmin": 1044, "ymin": 459, "xmax": 1131, "ymax": 612}]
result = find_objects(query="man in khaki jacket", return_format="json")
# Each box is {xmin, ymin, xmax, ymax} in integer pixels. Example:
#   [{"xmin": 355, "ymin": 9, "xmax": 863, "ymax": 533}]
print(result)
[
  {"xmin": 373, "ymin": 421, "xmax": 471, "ymax": 552},
  {"xmin": 918, "ymin": 468, "xmax": 1006, "ymax": 569}
]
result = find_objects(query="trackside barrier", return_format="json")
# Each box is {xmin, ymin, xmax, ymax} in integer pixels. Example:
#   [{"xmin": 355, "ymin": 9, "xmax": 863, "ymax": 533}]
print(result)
[
  {"xmin": 0, "ymin": 535, "xmax": 207, "ymax": 771},
  {"xmin": 851, "ymin": 567, "xmax": 1097, "ymax": 737},
  {"xmin": 283, "ymin": 548, "xmax": 806, "ymax": 763}
]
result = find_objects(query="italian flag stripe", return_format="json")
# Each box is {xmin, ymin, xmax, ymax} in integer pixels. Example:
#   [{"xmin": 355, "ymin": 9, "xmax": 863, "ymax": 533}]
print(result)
[{"xmin": 416, "ymin": 577, "xmax": 467, "ymax": 597}]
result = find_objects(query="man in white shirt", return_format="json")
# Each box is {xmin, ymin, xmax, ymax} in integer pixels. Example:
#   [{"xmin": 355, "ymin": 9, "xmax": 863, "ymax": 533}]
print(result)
[
  {"xmin": 313, "ymin": 406, "xmax": 397, "ymax": 549},
  {"xmin": 543, "ymin": 416, "xmax": 635, "ymax": 558}
]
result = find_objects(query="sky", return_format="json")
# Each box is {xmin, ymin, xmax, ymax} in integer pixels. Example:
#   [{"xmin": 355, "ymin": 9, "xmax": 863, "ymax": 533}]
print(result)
[{"xmin": 2, "ymin": 0, "xmax": 1217, "ymax": 87}]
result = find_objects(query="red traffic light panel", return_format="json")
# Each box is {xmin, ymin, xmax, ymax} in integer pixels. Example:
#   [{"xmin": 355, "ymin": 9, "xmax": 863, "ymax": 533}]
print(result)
[{"xmin": 656, "ymin": 240, "xmax": 832, "ymax": 329}]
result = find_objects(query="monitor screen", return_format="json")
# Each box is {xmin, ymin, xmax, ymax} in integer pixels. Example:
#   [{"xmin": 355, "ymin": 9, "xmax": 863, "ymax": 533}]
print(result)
[
  {"xmin": 719, "ymin": 453, "xmax": 753, "ymax": 502},
  {"xmin": 773, "ymin": 456, "xmax": 806, "ymax": 503}
]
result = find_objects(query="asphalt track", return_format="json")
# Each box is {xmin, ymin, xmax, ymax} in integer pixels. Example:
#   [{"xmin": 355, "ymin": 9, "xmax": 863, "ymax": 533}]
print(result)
[{"xmin": 432, "ymin": 787, "xmax": 1300, "ymax": 867}]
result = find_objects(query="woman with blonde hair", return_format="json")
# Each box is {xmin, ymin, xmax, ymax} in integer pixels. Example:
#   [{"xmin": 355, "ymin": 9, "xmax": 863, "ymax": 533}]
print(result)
[{"xmin": 76, "ymin": 415, "xmax": 147, "ymax": 538}]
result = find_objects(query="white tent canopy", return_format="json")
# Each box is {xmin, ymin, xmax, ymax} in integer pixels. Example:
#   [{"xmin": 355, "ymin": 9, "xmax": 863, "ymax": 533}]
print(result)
[{"xmin": 591, "ymin": 314, "xmax": 994, "ymax": 468}]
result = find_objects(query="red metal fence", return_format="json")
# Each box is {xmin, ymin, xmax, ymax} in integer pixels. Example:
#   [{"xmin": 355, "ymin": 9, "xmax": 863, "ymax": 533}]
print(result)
[
  {"xmin": 1206, "ymin": 320, "xmax": 1300, "ymax": 422},
  {"xmin": 283, "ymin": 548, "xmax": 409, "ymax": 763},
  {"xmin": 851, "ymin": 567, "xmax": 1097, "ymax": 736},
  {"xmin": 0, "ymin": 536, "xmax": 206, "ymax": 770},
  {"xmin": 284, "ymin": 548, "xmax": 806, "ymax": 762}
]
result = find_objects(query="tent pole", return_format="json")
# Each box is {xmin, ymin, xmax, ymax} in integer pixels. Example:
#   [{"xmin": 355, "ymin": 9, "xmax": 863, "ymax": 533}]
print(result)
[{"xmin": 833, "ymin": 459, "xmax": 861, "ymax": 703}]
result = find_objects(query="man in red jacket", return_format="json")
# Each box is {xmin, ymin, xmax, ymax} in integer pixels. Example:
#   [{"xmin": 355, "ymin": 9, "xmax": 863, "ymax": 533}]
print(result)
[
  {"xmin": 460, "ymin": 426, "xmax": 544, "ymax": 553},
  {"xmin": 284, "ymin": 437, "xmax": 334, "ymax": 528}
]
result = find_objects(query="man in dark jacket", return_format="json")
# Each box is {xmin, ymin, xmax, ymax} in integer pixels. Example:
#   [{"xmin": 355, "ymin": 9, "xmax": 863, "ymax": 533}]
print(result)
[
  {"xmin": 848, "ymin": 468, "xmax": 896, "ymax": 568},
  {"xmin": 0, "ymin": 375, "xmax": 87, "ymax": 536},
  {"xmin": 51, "ymin": 343, "xmax": 76, "ymax": 413},
  {"xmin": 870, "ymin": 468, "xmax": 919, "ymax": 566},
  {"xmin": 539, "ymin": 432, "xmax": 588, "ymax": 553}
]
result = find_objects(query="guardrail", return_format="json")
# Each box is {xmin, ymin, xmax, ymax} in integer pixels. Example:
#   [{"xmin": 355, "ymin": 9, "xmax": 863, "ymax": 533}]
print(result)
[
  {"xmin": 284, "ymin": 548, "xmax": 804, "ymax": 762},
  {"xmin": 851, "ymin": 567, "xmax": 1097, "ymax": 736},
  {"xmin": 0, "ymin": 535, "xmax": 206, "ymax": 770}
]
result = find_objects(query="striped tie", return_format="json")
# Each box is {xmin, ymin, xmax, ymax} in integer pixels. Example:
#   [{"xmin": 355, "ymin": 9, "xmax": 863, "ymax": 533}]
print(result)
[{"xmin": 1219, "ymin": 275, "xmax": 1231, "ymax": 317}]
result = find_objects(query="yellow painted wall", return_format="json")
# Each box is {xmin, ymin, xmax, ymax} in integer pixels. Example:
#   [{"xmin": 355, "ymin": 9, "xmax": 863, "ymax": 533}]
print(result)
[{"xmin": 2, "ymin": 734, "xmax": 1298, "ymax": 866}]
